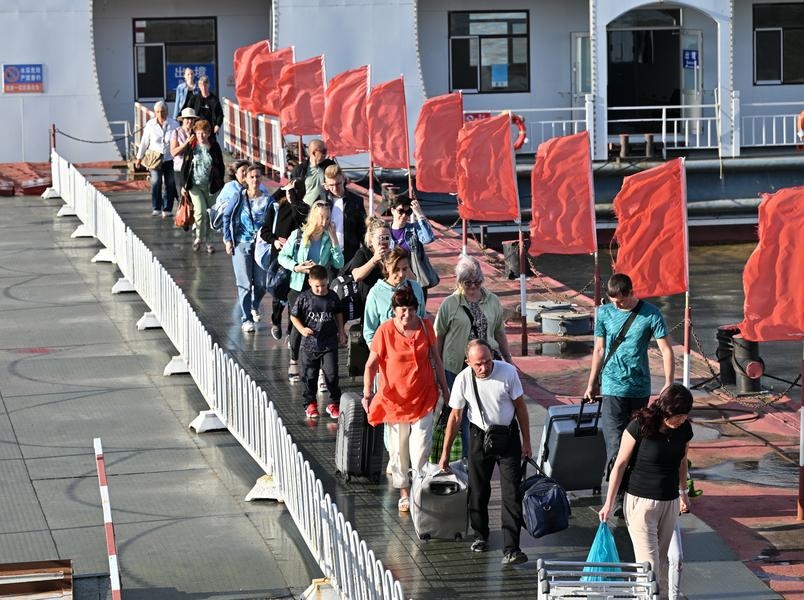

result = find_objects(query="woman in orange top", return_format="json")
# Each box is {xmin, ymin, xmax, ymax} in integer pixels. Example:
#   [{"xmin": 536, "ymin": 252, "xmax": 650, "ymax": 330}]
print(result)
[{"xmin": 362, "ymin": 286, "xmax": 450, "ymax": 512}]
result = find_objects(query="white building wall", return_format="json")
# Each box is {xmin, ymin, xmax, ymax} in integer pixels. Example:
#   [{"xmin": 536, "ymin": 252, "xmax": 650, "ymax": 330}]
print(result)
[
  {"xmin": 0, "ymin": 0, "xmax": 116, "ymax": 163},
  {"xmin": 94, "ymin": 0, "xmax": 270, "ymax": 130},
  {"xmin": 418, "ymin": 0, "xmax": 588, "ymax": 114}
]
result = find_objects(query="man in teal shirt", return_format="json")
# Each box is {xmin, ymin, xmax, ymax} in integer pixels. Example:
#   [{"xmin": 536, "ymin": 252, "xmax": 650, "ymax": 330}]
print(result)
[{"xmin": 584, "ymin": 273, "xmax": 675, "ymax": 516}]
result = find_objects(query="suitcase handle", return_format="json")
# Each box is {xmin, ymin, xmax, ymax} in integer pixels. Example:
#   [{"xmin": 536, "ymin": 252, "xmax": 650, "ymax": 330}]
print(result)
[
  {"xmin": 424, "ymin": 473, "xmax": 462, "ymax": 496},
  {"xmin": 574, "ymin": 396, "xmax": 602, "ymax": 437}
]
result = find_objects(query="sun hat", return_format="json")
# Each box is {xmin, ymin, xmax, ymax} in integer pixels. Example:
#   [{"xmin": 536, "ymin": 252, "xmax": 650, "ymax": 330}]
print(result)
[{"xmin": 179, "ymin": 107, "xmax": 198, "ymax": 121}]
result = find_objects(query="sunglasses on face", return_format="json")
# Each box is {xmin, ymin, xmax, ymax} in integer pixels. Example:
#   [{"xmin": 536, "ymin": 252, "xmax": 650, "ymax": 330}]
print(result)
[
  {"xmin": 394, "ymin": 205, "xmax": 412, "ymax": 214},
  {"xmin": 463, "ymin": 279, "xmax": 483, "ymax": 287}
]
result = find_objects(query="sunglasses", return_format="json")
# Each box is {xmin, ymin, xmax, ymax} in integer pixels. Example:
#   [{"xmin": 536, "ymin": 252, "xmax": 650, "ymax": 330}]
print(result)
[
  {"xmin": 394, "ymin": 205, "xmax": 412, "ymax": 214},
  {"xmin": 463, "ymin": 279, "xmax": 483, "ymax": 287}
]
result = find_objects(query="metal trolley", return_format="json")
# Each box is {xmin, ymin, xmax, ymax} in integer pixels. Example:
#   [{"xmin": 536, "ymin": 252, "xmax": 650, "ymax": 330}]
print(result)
[{"xmin": 536, "ymin": 559, "xmax": 660, "ymax": 599}]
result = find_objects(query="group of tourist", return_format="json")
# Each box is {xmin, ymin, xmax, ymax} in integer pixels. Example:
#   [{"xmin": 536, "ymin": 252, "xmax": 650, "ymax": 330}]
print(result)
[{"xmin": 137, "ymin": 82, "xmax": 693, "ymax": 591}]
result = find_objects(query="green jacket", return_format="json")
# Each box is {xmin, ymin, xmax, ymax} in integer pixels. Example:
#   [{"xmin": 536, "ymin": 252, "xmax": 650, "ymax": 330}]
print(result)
[{"xmin": 277, "ymin": 229, "xmax": 344, "ymax": 291}]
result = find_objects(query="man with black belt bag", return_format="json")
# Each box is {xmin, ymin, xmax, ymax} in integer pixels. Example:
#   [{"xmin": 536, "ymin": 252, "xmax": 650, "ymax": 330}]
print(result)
[{"xmin": 438, "ymin": 339, "xmax": 532, "ymax": 566}]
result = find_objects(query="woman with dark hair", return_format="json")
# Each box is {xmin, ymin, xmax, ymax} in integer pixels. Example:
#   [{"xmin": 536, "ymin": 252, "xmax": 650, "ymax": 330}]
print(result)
[
  {"xmin": 600, "ymin": 383, "xmax": 694, "ymax": 599},
  {"xmin": 388, "ymin": 194, "xmax": 437, "ymax": 300},
  {"xmin": 362, "ymin": 286, "xmax": 450, "ymax": 512}
]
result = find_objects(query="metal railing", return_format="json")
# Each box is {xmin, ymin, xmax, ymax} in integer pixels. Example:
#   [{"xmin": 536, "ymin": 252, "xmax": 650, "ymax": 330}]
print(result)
[
  {"xmin": 739, "ymin": 101, "xmax": 803, "ymax": 148},
  {"xmin": 133, "ymin": 103, "xmax": 154, "ymax": 156},
  {"xmin": 48, "ymin": 149, "xmax": 404, "ymax": 600},
  {"xmin": 222, "ymin": 98, "xmax": 287, "ymax": 180},
  {"xmin": 464, "ymin": 107, "xmax": 587, "ymax": 154}
]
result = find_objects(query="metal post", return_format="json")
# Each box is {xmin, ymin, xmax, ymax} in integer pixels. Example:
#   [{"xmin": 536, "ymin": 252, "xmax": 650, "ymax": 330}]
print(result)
[
  {"xmin": 518, "ymin": 227, "xmax": 527, "ymax": 356},
  {"xmin": 683, "ymin": 293, "xmax": 691, "ymax": 388},
  {"xmin": 461, "ymin": 219, "xmax": 467, "ymax": 256},
  {"xmin": 50, "ymin": 123, "xmax": 56, "ymax": 153},
  {"xmin": 798, "ymin": 343, "xmax": 803, "ymax": 522}
]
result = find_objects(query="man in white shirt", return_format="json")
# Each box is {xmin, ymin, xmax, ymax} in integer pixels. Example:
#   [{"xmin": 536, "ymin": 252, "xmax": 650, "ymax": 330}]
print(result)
[
  {"xmin": 135, "ymin": 101, "xmax": 179, "ymax": 217},
  {"xmin": 439, "ymin": 339, "xmax": 532, "ymax": 567},
  {"xmin": 323, "ymin": 164, "xmax": 366, "ymax": 264}
]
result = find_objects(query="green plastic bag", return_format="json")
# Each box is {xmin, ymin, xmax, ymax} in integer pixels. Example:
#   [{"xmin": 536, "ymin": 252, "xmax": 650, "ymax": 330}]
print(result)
[
  {"xmin": 429, "ymin": 406, "xmax": 462, "ymax": 463},
  {"xmin": 581, "ymin": 522, "xmax": 622, "ymax": 581}
]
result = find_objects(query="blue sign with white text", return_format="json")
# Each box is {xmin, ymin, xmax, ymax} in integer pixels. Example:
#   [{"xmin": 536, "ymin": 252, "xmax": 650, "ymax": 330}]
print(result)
[
  {"xmin": 3, "ymin": 63, "xmax": 44, "ymax": 93},
  {"xmin": 683, "ymin": 50, "xmax": 699, "ymax": 69},
  {"xmin": 166, "ymin": 63, "xmax": 216, "ymax": 96}
]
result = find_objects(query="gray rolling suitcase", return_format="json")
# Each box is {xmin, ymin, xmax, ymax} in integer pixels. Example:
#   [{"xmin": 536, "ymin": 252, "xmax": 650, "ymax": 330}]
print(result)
[
  {"xmin": 411, "ymin": 461, "xmax": 468, "ymax": 541},
  {"xmin": 536, "ymin": 398, "xmax": 606, "ymax": 495},
  {"xmin": 335, "ymin": 392, "xmax": 384, "ymax": 482}
]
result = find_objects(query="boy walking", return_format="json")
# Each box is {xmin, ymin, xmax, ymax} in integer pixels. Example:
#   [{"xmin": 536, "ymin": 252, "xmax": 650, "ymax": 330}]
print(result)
[{"xmin": 290, "ymin": 265, "xmax": 346, "ymax": 419}]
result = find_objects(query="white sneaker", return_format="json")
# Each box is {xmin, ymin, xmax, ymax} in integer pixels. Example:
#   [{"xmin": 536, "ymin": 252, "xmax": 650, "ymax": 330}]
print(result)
[
  {"xmin": 251, "ymin": 309, "xmax": 261, "ymax": 323},
  {"xmin": 318, "ymin": 371, "xmax": 327, "ymax": 393},
  {"xmin": 151, "ymin": 210, "xmax": 160, "ymax": 216},
  {"xmin": 241, "ymin": 321, "xmax": 255, "ymax": 333}
]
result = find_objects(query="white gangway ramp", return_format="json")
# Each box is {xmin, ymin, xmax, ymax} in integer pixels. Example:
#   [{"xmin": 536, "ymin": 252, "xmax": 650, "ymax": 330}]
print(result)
[{"xmin": 94, "ymin": 438, "xmax": 122, "ymax": 600}]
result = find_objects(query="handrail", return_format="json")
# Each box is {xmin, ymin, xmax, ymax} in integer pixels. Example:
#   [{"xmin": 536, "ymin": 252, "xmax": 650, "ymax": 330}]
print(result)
[{"xmin": 48, "ymin": 149, "xmax": 404, "ymax": 600}]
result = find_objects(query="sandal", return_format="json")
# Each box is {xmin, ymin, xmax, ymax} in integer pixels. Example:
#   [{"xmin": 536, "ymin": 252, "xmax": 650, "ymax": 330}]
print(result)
[
  {"xmin": 398, "ymin": 497, "xmax": 410, "ymax": 512},
  {"xmin": 206, "ymin": 244, "xmax": 215, "ymax": 254},
  {"xmin": 288, "ymin": 360, "xmax": 300, "ymax": 382},
  {"xmin": 192, "ymin": 240, "xmax": 201, "ymax": 252}
]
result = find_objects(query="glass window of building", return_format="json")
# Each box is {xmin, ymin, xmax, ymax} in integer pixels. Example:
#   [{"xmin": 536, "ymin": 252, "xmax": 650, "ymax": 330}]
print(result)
[
  {"xmin": 449, "ymin": 11, "xmax": 529, "ymax": 93},
  {"xmin": 133, "ymin": 18, "xmax": 217, "ymax": 101},
  {"xmin": 754, "ymin": 4, "xmax": 804, "ymax": 84}
]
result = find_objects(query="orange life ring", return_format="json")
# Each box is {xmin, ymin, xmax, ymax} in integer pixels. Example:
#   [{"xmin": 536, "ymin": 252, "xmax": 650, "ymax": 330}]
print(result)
[{"xmin": 511, "ymin": 113, "xmax": 527, "ymax": 150}]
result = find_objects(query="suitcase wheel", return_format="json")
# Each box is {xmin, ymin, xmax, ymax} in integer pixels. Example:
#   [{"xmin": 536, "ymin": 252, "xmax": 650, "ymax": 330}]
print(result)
[
  {"xmin": 454, "ymin": 533, "xmax": 463, "ymax": 541},
  {"xmin": 419, "ymin": 534, "xmax": 431, "ymax": 542},
  {"xmin": 593, "ymin": 486, "xmax": 601, "ymax": 495}
]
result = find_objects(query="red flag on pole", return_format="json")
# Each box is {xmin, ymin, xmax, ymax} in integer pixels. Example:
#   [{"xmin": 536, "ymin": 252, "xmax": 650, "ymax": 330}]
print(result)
[
  {"xmin": 278, "ymin": 55, "xmax": 325, "ymax": 136},
  {"xmin": 456, "ymin": 113, "xmax": 519, "ymax": 222},
  {"xmin": 613, "ymin": 158, "xmax": 688, "ymax": 298},
  {"xmin": 530, "ymin": 131, "xmax": 596, "ymax": 255},
  {"xmin": 323, "ymin": 66, "xmax": 369, "ymax": 156},
  {"xmin": 413, "ymin": 93, "xmax": 463, "ymax": 193},
  {"xmin": 250, "ymin": 47, "xmax": 294, "ymax": 116},
  {"xmin": 234, "ymin": 40, "xmax": 270, "ymax": 111},
  {"xmin": 367, "ymin": 77, "xmax": 409, "ymax": 169},
  {"xmin": 740, "ymin": 187, "xmax": 804, "ymax": 341}
]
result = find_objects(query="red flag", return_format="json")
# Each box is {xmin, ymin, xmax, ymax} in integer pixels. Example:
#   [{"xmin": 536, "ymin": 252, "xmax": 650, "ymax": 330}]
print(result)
[
  {"xmin": 414, "ymin": 93, "xmax": 463, "ymax": 193},
  {"xmin": 278, "ymin": 56, "xmax": 325, "ymax": 136},
  {"xmin": 367, "ymin": 78, "xmax": 409, "ymax": 169},
  {"xmin": 456, "ymin": 114, "xmax": 519, "ymax": 222},
  {"xmin": 612, "ymin": 158, "xmax": 688, "ymax": 298},
  {"xmin": 740, "ymin": 187, "xmax": 804, "ymax": 341},
  {"xmin": 530, "ymin": 131, "xmax": 596, "ymax": 255},
  {"xmin": 323, "ymin": 66, "xmax": 369, "ymax": 156},
  {"xmin": 234, "ymin": 40, "xmax": 270, "ymax": 111},
  {"xmin": 250, "ymin": 47, "xmax": 294, "ymax": 116}
]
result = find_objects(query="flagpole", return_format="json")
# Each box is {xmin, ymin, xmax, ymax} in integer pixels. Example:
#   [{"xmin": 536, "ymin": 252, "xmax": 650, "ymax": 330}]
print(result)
[
  {"xmin": 593, "ymin": 251, "xmax": 601, "ymax": 307},
  {"xmin": 681, "ymin": 157, "xmax": 691, "ymax": 387},
  {"xmin": 506, "ymin": 111, "xmax": 527, "ymax": 356},
  {"xmin": 462, "ymin": 219, "xmax": 467, "ymax": 255},
  {"xmin": 400, "ymin": 73, "xmax": 413, "ymax": 200},
  {"xmin": 367, "ymin": 64, "xmax": 374, "ymax": 215},
  {"xmin": 683, "ymin": 291, "xmax": 691, "ymax": 388},
  {"xmin": 798, "ymin": 341, "xmax": 803, "ymax": 521}
]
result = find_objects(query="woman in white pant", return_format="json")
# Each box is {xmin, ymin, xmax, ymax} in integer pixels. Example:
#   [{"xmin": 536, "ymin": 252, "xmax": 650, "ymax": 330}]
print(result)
[
  {"xmin": 600, "ymin": 383, "xmax": 693, "ymax": 599},
  {"xmin": 362, "ymin": 286, "xmax": 450, "ymax": 512}
]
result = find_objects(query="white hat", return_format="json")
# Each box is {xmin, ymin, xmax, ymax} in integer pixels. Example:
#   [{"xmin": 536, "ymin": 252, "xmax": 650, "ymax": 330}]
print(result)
[{"xmin": 179, "ymin": 107, "xmax": 198, "ymax": 120}]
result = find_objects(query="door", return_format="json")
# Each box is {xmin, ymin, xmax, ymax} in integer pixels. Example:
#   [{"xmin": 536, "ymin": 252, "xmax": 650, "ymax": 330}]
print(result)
[
  {"xmin": 680, "ymin": 30, "xmax": 703, "ymax": 134},
  {"xmin": 571, "ymin": 33, "xmax": 590, "ymax": 109},
  {"xmin": 135, "ymin": 43, "xmax": 165, "ymax": 101}
]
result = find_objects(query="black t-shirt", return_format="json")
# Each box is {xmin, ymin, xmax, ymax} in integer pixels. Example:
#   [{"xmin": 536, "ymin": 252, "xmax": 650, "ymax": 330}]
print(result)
[
  {"xmin": 343, "ymin": 245, "xmax": 383, "ymax": 310},
  {"xmin": 625, "ymin": 418, "xmax": 693, "ymax": 501},
  {"xmin": 290, "ymin": 289, "xmax": 342, "ymax": 353}
]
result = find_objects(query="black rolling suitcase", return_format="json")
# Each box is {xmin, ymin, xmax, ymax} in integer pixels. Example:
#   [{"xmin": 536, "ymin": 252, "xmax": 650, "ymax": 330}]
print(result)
[
  {"xmin": 335, "ymin": 392, "xmax": 384, "ymax": 482},
  {"xmin": 536, "ymin": 398, "xmax": 606, "ymax": 495}
]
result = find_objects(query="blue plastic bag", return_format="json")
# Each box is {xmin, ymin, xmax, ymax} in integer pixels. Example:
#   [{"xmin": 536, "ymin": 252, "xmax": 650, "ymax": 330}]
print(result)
[{"xmin": 581, "ymin": 522, "xmax": 621, "ymax": 581}]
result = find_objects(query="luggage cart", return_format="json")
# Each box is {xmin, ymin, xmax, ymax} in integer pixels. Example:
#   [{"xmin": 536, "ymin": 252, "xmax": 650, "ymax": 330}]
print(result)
[{"xmin": 536, "ymin": 559, "xmax": 659, "ymax": 599}]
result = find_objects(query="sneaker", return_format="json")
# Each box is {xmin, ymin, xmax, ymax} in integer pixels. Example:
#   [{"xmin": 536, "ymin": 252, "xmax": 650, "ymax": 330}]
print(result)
[
  {"xmin": 206, "ymin": 244, "xmax": 215, "ymax": 254},
  {"xmin": 161, "ymin": 211, "xmax": 169, "ymax": 218},
  {"xmin": 318, "ymin": 371, "xmax": 328, "ymax": 393},
  {"xmin": 270, "ymin": 325, "xmax": 282, "ymax": 340},
  {"xmin": 470, "ymin": 539, "xmax": 489, "ymax": 553},
  {"xmin": 288, "ymin": 361, "xmax": 300, "ymax": 383},
  {"xmin": 241, "ymin": 321, "xmax": 255, "ymax": 333},
  {"xmin": 251, "ymin": 309, "xmax": 261, "ymax": 323},
  {"xmin": 501, "ymin": 550, "xmax": 528, "ymax": 566},
  {"xmin": 305, "ymin": 403, "xmax": 320, "ymax": 419},
  {"xmin": 325, "ymin": 403, "xmax": 340, "ymax": 419},
  {"xmin": 151, "ymin": 210, "xmax": 160, "ymax": 216}
]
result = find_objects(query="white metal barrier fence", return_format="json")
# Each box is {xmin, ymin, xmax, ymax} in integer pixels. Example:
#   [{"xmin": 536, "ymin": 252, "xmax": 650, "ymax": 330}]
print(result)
[{"xmin": 47, "ymin": 150, "xmax": 404, "ymax": 600}]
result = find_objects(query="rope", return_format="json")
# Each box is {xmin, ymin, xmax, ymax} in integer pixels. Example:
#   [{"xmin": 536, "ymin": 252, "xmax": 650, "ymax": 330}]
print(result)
[{"xmin": 55, "ymin": 126, "xmax": 143, "ymax": 145}]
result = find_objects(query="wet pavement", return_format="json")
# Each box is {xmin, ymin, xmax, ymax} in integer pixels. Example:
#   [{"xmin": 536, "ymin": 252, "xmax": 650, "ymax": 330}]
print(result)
[{"xmin": 1, "ymin": 161, "xmax": 801, "ymax": 598}]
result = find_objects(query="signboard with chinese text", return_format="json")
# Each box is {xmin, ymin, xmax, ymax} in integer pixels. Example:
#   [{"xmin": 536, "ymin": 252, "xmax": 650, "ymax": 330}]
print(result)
[
  {"xmin": 166, "ymin": 63, "xmax": 216, "ymax": 95},
  {"xmin": 3, "ymin": 64, "xmax": 44, "ymax": 93}
]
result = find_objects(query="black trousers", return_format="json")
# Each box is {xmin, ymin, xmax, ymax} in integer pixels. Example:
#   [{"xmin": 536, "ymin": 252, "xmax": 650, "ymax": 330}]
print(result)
[
  {"xmin": 468, "ymin": 422, "xmax": 523, "ymax": 554},
  {"xmin": 300, "ymin": 347, "xmax": 341, "ymax": 406}
]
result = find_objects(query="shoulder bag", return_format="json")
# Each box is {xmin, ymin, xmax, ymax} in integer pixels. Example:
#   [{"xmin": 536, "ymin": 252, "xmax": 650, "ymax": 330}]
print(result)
[
  {"xmin": 471, "ymin": 370, "xmax": 513, "ymax": 456},
  {"xmin": 409, "ymin": 234, "xmax": 440, "ymax": 289},
  {"xmin": 174, "ymin": 194, "xmax": 194, "ymax": 231},
  {"xmin": 520, "ymin": 457, "xmax": 571, "ymax": 539},
  {"xmin": 141, "ymin": 149, "xmax": 163, "ymax": 171},
  {"xmin": 265, "ymin": 229, "xmax": 301, "ymax": 300}
]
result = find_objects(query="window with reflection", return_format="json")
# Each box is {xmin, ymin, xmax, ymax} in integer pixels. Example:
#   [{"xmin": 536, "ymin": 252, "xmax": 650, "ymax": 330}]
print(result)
[{"xmin": 754, "ymin": 4, "xmax": 804, "ymax": 84}]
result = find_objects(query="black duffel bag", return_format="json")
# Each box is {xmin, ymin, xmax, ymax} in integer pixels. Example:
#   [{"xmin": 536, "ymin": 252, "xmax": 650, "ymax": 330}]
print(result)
[{"xmin": 520, "ymin": 457, "xmax": 571, "ymax": 539}]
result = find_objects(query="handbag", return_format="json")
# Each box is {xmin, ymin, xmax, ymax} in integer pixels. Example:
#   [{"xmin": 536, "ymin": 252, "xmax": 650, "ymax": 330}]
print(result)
[
  {"xmin": 429, "ymin": 404, "xmax": 463, "ymax": 463},
  {"xmin": 581, "ymin": 522, "xmax": 622, "ymax": 581},
  {"xmin": 330, "ymin": 273, "xmax": 363, "ymax": 322},
  {"xmin": 174, "ymin": 195, "xmax": 194, "ymax": 231},
  {"xmin": 470, "ymin": 370, "xmax": 513, "ymax": 456},
  {"xmin": 520, "ymin": 457, "xmax": 571, "ymax": 539},
  {"xmin": 141, "ymin": 149, "xmax": 163, "ymax": 171},
  {"xmin": 409, "ymin": 239, "xmax": 440, "ymax": 289},
  {"xmin": 265, "ymin": 230, "xmax": 301, "ymax": 300}
]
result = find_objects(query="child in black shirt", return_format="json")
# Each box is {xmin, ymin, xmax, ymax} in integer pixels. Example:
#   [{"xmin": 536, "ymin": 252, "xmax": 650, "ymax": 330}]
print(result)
[{"xmin": 290, "ymin": 265, "xmax": 346, "ymax": 419}]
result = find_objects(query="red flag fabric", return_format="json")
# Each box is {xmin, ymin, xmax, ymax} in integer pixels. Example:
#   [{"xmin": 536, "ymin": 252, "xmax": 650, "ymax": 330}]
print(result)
[
  {"xmin": 455, "ymin": 114, "xmax": 519, "ymax": 222},
  {"xmin": 323, "ymin": 66, "xmax": 369, "ymax": 156},
  {"xmin": 740, "ymin": 187, "xmax": 804, "ymax": 341},
  {"xmin": 530, "ymin": 131, "xmax": 596, "ymax": 255},
  {"xmin": 414, "ymin": 93, "xmax": 463, "ymax": 193},
  {"xmin": 367, "ymin": 78, "xmax": 409, "ymax": 169},
  {"xmin": 612, "ymin": 158, "xmax": 688, "ymax": 298},
  {"xmin": 250, "ymin": 47, "xmax": 294, "ymax": 116},
  {"xmin": 278, "ymin": 56, "xmax": 325, "ymax": 136},
  {"xmin": 234, "ymin": 40, "xmax": 270, "ymax": 111}
]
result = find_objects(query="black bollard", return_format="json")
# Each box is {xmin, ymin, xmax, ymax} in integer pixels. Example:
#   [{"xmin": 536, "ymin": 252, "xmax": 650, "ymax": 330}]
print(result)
[
  {"xmin": 715, "ymin": 325, "xmax": 740, "ymax": 385},
  {"xmin": 731, "ymin": 334, "xmax": 764, "ymax": 394}
]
